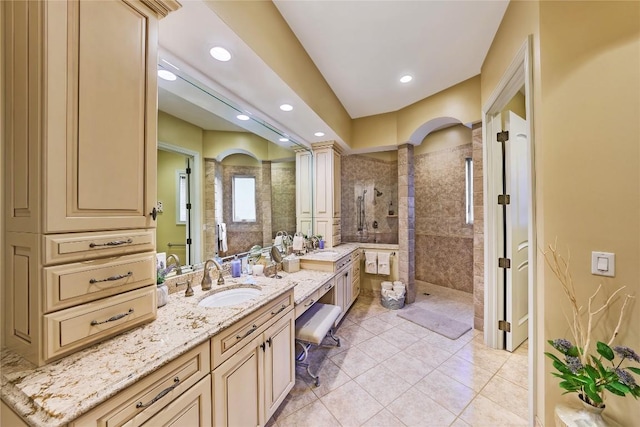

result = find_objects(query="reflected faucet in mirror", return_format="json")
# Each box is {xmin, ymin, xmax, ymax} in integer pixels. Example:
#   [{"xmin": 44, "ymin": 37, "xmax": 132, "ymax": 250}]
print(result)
[
  {"xmin": 202, "ymin": 258, "xmax": 225, "ymax": 290},
  {"xmin": 166, "ymin": 254, "xmax": 182, "ymax": 275}
]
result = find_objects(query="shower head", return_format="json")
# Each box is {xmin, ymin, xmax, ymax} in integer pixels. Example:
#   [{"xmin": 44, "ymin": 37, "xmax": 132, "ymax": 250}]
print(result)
[{"xmin": 374, "ymin": 188, "xmax": 383, "ymax": 197}]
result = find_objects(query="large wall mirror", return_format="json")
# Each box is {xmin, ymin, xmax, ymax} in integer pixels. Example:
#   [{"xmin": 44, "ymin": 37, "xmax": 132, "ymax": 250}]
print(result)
[{"xmin": 155, "ymin": 58, "xmax": 312, "ymax": 270}]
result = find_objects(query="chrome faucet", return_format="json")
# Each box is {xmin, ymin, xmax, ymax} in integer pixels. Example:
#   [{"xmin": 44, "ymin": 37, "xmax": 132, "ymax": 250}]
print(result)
[
  {"xmin": 309, "ymin": 235, "xmax": 320, "ymax": 251},
  {"xmin": 201, "ymin": 258, "xmax": 225, "ymax": 290},
  {"xmin": 166, "ymin": 254, "xmax": 182, "ymax": 275}
]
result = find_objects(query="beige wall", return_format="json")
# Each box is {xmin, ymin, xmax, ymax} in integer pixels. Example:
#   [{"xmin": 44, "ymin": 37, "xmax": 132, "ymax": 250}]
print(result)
[
  {"xmin": 351, "ymin": 77, "xmax": 482, "ymax": 150},
  {"xmin": 203, "ymin": 130, "xmax": 295, "ymax": 162},
  {"xmin": 483, "ymin": 1, "xmax": 640, "ymax": 425},
  {"xmin": 415, "ymin": 124, "xmax": 472, "ymax": 155}
]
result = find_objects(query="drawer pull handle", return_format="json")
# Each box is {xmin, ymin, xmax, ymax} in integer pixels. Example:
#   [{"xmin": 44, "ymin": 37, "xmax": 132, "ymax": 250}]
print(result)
[
  {"xmin": 325, "ymin": 284, "xmax": 333, "ymax": 290},
  {"xmin": 91, "ymin": 308, "xmax": 134, "ymax": 326},
  {"xmin": 89, "ymin": 271, "xmax": 133, "ymax": 284},
  {"xmin": 89, "ymin": 238, "xmax": 133, "ymax": 248},
  {"xmin": 304, "ymin": 299, "xmax": 315, "ymax": 307},
  {"xmin": 136, "ymin": 377, "xmax": 180, "ymax": 409},
  {"xmin": 271, "ymin": 304, "xmax": 286, "ymax": 316},
  {"xmin": 236, "ymin": 324, "xmax": 258, "ymax": 340}
]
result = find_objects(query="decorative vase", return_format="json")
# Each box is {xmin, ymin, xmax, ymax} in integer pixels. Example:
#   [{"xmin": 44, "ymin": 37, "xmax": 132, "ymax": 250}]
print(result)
[{"xmin": 554, "ymin": 395, "xmax": 622, "ymax": 427}]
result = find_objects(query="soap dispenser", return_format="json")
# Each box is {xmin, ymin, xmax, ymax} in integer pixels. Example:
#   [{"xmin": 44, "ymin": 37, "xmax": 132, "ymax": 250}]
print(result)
[{"xmin": 231, "ymin": 255, "xmax": 242, "ymax": 278}]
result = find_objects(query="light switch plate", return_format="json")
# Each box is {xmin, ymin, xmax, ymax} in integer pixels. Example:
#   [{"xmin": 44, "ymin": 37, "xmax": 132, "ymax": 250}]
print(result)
[{"xmin": 591, "ymin": 251, "xmax": 615, "ymax": 277}]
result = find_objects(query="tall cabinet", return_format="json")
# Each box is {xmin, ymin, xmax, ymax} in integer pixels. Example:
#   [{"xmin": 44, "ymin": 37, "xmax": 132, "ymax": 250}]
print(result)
[
  {"xmin": 2, "ymin": 0, "xmax": 180, "ymax": 366},
  {"xmin": 312, "ymin": 142, "xmax": 342, "ymax": 247},
  {"xmin": 295, "ymin": 148, "xmax": 313, "ymax": 236}
]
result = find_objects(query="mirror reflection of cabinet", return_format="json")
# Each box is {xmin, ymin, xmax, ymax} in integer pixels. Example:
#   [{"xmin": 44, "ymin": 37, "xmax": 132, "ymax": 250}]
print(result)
[
  {"xmin": 156, "ymin": 59, "xmax": 314, "ymax": 264},
  {"xmin": 313, "ymin": 142, "xmax": 342, "ymax": 247}
]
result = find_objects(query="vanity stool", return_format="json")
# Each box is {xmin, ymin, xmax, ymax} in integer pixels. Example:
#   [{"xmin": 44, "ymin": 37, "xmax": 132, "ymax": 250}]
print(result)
[{"xmin": 294, "ymin": 303, "xmax": 341, "ymax": 386}]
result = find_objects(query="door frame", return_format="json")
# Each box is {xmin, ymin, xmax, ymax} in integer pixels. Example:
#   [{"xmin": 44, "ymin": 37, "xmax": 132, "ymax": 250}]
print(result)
[
  {"xmin": 482, "ymin": 35, "xmax": 538, "ymax": 423},
  {"xmin": 158, "ymin": 141, "xmax": 202, "ymax": 265}
]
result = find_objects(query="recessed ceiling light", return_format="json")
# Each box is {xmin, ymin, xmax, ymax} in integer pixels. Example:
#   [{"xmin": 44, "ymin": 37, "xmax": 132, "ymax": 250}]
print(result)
[
  {"xmin": 400, "ymin": 75, "xmax": 413, "ymax": 83},
  {"xmin": 279, "ymin": 137, "xmax": 289, "ymax": 142},
  {"xmin": 210, "ymin": 46, "xmax": 231, "ymax": 62},
  {"xmin": 280, "ymin": 104, "xmax": 293, "ymax": 112},
  {"xmin": 314, "ymin": 132, "xmax": 325, "ymax": 137},
  {"xmin": 157, "ymin": 69, "xmax": 177, "ymax": 81},
  {"xmin": 237, "ymin": 114, "xmax": 250, "ymax": 121}
]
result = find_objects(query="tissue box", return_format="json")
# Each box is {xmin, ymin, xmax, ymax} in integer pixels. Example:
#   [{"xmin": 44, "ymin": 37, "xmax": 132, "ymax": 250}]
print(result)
[{"xmin": 283, "ymin": 257, "xmax": 300, "ymax": 273}]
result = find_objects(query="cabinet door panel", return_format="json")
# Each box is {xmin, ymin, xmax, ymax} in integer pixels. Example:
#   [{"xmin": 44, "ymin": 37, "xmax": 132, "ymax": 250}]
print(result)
[
  {"xmin": 46, "ymin": 0, "xmax": 158, "ymax": 232},
  {"xmin": 213, "ymin": 337, "xmax": 263, "ymax": 427},
  {"xmin": 265, "ymin": 313, "xmax": 295, "ymax": 420}
]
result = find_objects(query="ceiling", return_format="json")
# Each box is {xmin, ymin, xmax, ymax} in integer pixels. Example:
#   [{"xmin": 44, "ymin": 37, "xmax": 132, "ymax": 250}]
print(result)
[{"xmin": 158, "ymin": 0, "xmax": 509, "ymax": 149}]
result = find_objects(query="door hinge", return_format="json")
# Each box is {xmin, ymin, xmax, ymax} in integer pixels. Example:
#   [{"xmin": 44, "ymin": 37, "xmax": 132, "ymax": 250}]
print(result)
[
  {"xmin": 498, "ymin": 320, "xmax": 511, "ymax": 332},
  {"xmin": 497, "ymin": 130, "xmax": 509, "ymax": 143},
  {"xmin": 498, "ymin": 258, "xmax": 511, "ymax": 269},
  {"xmin": 186, "ymin": 167, "xmax": 191, "ymax": 174},
  {"xmin": 186, "ymin": 238, "xmax": 192, "ymax": 245},
  {"xmin": 498, "ymin": 194, "xmax": 511, "ymax": 205},
  {"xmin": 186, "ymin": 203, "xmax": 192, "ymax": 210}
]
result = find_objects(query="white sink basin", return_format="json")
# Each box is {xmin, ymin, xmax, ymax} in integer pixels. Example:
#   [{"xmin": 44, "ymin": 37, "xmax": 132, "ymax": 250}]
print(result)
[
  {"xmin": 198, "ymin": 287, "xmax": 261, "ymax": 308},
  {"xmin": 311, "ymin": 251, "xmax": 339, "ymax": 257}
]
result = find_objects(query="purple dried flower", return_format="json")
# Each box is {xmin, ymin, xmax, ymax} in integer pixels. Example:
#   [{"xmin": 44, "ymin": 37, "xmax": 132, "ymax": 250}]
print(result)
[
  {"xmin": 552, "ymin": 339, "xmax": 573, "ymax": 353},
  {"xmin": 565, "ymin": 356, "xmax": 583, "ymax": 374},
  {"xmin": 615, "ymin": 368, "xmax": 638, "ymax": 388},
  {"xmin": 613, "ymin": 346, "xmax": 640, "ymax": 363}
]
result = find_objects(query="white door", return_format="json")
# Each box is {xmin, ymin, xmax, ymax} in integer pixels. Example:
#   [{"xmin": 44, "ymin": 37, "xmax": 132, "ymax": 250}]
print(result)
[{"xmin": 505, "ymin": 111, "xmax": 530, "ymax": 351}]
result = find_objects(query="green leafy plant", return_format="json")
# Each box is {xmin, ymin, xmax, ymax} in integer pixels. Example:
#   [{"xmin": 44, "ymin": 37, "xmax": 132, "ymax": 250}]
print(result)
[
  {"xmin": 544, "ymin": 241, "xmax": 638, "ymax": 408},
  {"xmin": 545, "ymin": 339, "xmax": 640, "ymax": 406}
]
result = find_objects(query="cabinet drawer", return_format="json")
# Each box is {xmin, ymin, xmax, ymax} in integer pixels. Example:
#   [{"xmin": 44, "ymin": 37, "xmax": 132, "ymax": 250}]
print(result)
[
  {"xmin": 44, "ymin": 229, "xmax": 155, "ymax": 265},
  {"xmin": 211, "ymin": 291, "xmax": 293, "ymax": 369},
  {"xmin": 317, "ymin": 279, "xmax": 335, "ymax": 299},
  {"xmin": 44, "ymin": 286, "xmax": 156, "ymax": 361},
  {"xmin": 295, "ymin": 289, "xmax": 319, "ymax": 319},
  {"xmin": 70, "ymin": 342, "xmax": 210, "ymax": 427},
  {"xmin": 44, "ymin": 252, "xmax": 156, "ymax": 313}
]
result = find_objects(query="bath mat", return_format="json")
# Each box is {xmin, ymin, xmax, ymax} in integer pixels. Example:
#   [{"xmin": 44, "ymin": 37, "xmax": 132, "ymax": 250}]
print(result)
[{"xmin": 397, "ymin": 306, "xmax": 471, "ymax": 340}]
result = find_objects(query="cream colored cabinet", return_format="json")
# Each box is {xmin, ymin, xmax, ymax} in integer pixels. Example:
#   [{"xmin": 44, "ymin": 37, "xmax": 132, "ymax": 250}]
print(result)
[
  {"xmin": 295, "ymin": 149, "xmax": 314, "ymax": 235},
  {"xmin": 312, "ymin": 142, "xmax": 342, "ymax": 247},
  {"xmin": 143, "ymin": 375, "xmax": 212, "ymax": 427},
  {"xmin": 213, "ymin": 309, "xmax": 295, "ymax": 427},
  {"xmin": 71, "ymin": 342, "xmax": 211, "ymax": 427},
  {"xmin": 316, "ymin": 251, "xmax": 360, "ymax": 324},
  {"xmin": 2, "ymin": 0, "xmax": 180, "ymax": 366}
]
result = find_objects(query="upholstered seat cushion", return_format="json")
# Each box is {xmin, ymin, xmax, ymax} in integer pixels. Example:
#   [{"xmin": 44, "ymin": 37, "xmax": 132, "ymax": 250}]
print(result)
[{"xmin": 295, "ymin": 303, "xmax": 341, "ymax": 345}]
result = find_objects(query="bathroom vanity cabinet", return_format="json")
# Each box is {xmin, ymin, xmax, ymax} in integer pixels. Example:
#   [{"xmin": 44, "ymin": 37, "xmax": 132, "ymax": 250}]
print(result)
[
  {"xmin": 67, "ymin": 289, "xmax": 295, "ymax": 427},
  {"xmin": 70, "ymin": 342, "xmax": 212, "ymax": 427},
  {"xmin": 212, "ymin": 311, "xmax": 295, "ymax": 426},
  {"xmin": 2, "ymin": 0, "xmax": 180, "ymax": 366}
]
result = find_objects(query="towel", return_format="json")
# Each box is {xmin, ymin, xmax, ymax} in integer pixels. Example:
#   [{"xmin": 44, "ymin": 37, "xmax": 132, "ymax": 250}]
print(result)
[
  {"xmin": 292, "ymin": 235, "xmax": 305, "ymax": 252},
  {"xmin": 217, "ymin": 222, "xmax": 228, "ymax": 253},
  {"xmin": 364, "ymin": 251, "xmax": 377, "ymax": 274},
  {"xmin": 377, "ymin": 252, "xmax": 390, "ymax": 275}
]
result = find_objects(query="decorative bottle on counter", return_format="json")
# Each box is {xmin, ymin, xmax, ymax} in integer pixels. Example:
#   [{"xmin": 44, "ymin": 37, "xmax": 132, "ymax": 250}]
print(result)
[
  {"xmin": 388, "ymin": 201, "xmax": 394, "ymax": 216},
  {"xmin": 231, "ymin": 255, "xmax": 242, "ymax": 278}
]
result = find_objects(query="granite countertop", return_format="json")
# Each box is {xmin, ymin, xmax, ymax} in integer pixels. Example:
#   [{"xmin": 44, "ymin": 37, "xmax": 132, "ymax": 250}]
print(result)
[{"xmin": 0, "ymin": 268, "xmax": 335, "ymax": 427}]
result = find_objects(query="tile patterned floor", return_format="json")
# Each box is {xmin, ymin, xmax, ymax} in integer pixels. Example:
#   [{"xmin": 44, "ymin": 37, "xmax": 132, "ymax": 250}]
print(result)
[{"xmin": 270, "ymin": 283, "xmax": 529, "ymax": 427}]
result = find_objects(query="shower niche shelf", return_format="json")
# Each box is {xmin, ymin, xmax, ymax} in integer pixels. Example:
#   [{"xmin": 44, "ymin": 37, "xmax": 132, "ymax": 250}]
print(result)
[{"xmin": 386, "ymin": 215, "xmax": 398, "ymax": 218}]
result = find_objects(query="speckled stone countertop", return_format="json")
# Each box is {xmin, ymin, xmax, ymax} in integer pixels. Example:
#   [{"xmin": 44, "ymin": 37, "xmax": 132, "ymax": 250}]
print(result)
[{"xmin": 0, "ymin": 268, "xmax": 335, "ymax": 427}]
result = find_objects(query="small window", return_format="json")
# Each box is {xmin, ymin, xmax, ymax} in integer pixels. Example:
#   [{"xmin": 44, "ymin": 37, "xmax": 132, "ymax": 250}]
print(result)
[
  {"xmin": 465, "ymin": 157, "xmax": 474, "ymax": 225},
  {"xmin": 177, "ymin": 171, "xmax": 187, "ymax": 224},
  {"xmin": 232, "ymin": 176, "xmax": 256, "ymax": 222}
]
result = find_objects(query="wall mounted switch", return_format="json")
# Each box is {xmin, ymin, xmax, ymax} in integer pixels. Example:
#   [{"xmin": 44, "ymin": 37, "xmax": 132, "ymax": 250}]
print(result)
[{"xmin": 591, "ymin": 251, "xmax": 615, "ymax": 277}]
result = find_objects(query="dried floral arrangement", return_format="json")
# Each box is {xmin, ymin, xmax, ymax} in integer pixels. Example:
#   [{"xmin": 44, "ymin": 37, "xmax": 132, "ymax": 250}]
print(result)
[{"xmin": 544, "ymin": 241, "xmax": 639, "ymax": 408}]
